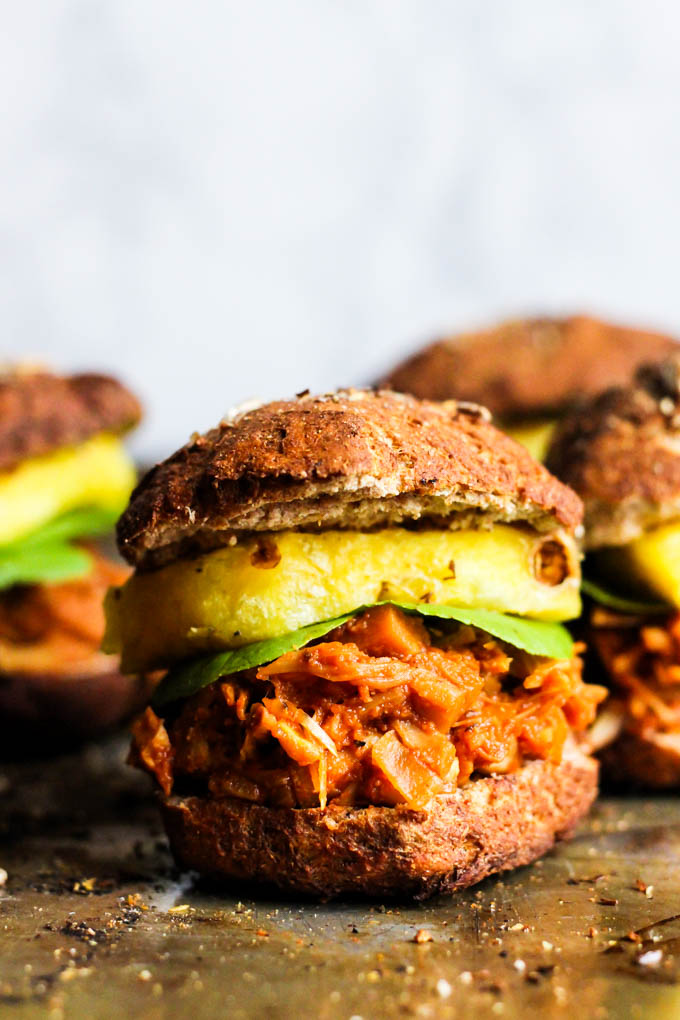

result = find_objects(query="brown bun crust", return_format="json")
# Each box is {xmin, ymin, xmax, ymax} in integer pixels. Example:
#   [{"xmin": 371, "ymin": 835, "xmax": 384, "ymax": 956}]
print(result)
[
  {"xmin": 598, "ymin": 730, "xmax": 680, "ymax": 789},
  {"xmin": 0, "ymin": 663, "xmax": 154, "ymax": 754},
  {"xmin": 0, "ymin": 369, "xmax": 142, "ymax": 472},
  {"xmin": 380, "ymin": 316, "xmax": 677, "ymax": 421},
  {"xmin": 160, "ymin": 744, "xmax": 597, "ymax": 899},
  {"xmin": 546, "ymin": 355, "xmax": 680, "ymax": 548},
  {"xmin": 118, "ymin": 389, "xmax": 582, "ymax": 570}
]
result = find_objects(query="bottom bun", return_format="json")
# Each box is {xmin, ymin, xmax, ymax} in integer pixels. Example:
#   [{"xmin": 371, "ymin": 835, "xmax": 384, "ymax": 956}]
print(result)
[
  {"xmin": 161, "ymin": 743, "xmax": 598, "ymax": 899},
  {"xmin": 0, "ymin": 664, "xmax": 154, "ymax": 754},
  {"xmin": 599, "ymin": 730, "xmax": 680, "ymax": 789}
]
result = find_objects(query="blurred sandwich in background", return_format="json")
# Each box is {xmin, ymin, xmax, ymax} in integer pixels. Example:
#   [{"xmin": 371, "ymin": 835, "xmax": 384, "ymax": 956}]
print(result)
[
  {"xmin": 0, "ymin": 366, "xmax": 148, "ymax": 751},
  {"xmin": 547, "ymin": 355, "xmax": 680, "ymax": 787},
  {"xmin": 380, "ymin": 315, "xmax": 678, "ymax": 461}
]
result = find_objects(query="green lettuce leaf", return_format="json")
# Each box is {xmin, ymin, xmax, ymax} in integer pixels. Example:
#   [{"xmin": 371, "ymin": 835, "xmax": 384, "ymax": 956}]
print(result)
[
  {"xmin": 393, "ymin": 603, "xmax": 574, "ymax": 658},
  {"xmin": 152, "ymin": 613, "xmax": 355, "ymax": 706},
  {"xmin": 0, "ymin": 505, "xmax": 121, "ymax": 590},
  {"xmin": 581, "ymin": 577, "xmax": 669, "ymax": 616},
  {"xmin": 0, "ymin": 543, "xmax": 93, "ymax": 589},
  {"xmin": 152, "ymin": 602, "xmax": 574, "ymax": 707},
  {"xmin": 16, "ymin": 506, "xmax": 121, "ymax": 549}
]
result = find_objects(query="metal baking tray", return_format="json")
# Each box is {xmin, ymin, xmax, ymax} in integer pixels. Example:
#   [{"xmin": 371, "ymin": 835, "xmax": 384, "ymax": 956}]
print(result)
[{"xmin": 1, "ymin": 737, "xmax": 679, "ymax": 1019}]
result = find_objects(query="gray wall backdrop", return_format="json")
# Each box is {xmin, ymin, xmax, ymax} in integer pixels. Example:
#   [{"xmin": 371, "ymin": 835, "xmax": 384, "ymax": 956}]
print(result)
[{"xmin": 2, "ymin": 2, "xmax": 679, "ymax": 459}]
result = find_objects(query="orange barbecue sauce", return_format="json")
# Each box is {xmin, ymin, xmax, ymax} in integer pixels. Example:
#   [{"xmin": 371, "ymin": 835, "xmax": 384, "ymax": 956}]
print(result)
[
  {"xmin": 132, "ymin": 605, "xmax": 605, "ymax": 810},
  {"xmin": 592, "ymin": 608, "xmax": 680, "ymax": 736},
  {"xmin": 0, "ymin": 547, "xmax": 129, "ymax": 675}
]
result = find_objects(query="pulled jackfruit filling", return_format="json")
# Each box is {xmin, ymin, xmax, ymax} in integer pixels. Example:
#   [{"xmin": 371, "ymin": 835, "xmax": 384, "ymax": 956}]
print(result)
[
  {"xmin": 592, "ymin": 608, "xmax": 680, "ymax": 738},
  {"xmin": 0, "ymin": 548, "xmax": 129, "ymax": 676},
  {"xmin": 131, "ymin": 606, "xmax": 604, "ymax": 810},
  {"xmin": 586, "ymin": 520, "xmax": 680, "ymax": 735},
  {"xmin": 106, "ymin": 524, "xmax": 580, "ymax": 673}
]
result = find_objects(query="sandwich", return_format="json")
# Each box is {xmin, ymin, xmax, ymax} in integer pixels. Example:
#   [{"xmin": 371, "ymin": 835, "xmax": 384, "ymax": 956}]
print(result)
[
  {"xmin": 546, "ymin": 356, "xmax": 680, "ymax": 786},
  {"xmin": 108, "ymin": 389, "xmax": 605, "ymax": 898},
  {"xmin": 0, "ymin": 367, "xmax": 144, "ymax": 747},
  {"xmin": 381, "ymin": 315, "xmax": 677, "ymax": 461}
]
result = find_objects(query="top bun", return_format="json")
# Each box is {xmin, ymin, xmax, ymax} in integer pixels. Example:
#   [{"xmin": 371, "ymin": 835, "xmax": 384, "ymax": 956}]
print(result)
[
  {"xmin": 546, "ymin": 356, "xmax": 680, "ymax": 549},
  {"xmin": 117, "ymin": 389, "xmax": 582, "ymax": 570},
  {"xmin": 0, "ymin": 368, "xmax": 142, "ymax": 473},
  {"xmin": 380, "ymin": 316, "xmax": 678, "ymax": 421}
]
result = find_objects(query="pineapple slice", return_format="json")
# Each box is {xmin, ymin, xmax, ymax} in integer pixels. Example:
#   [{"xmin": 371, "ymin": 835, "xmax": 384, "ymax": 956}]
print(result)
[
  {"xmin": 505, "ymin": 419, "xmax": 557, "ymax": 462},
  {"xmin": 591, "ymin": 520, "xmax": 680, "ymax": 607},
  {"xmin": 0, "ymin": 435, "xmax": 137, "ymax": 546},
  {"xmin": 105, "ymin": 525, "xmax": 581, "ymax": 672}
]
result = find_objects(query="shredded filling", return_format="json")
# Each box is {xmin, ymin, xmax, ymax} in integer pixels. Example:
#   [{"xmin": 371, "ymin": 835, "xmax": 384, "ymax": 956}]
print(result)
[
  {"xmin": 592, "ymin": 608, "xmax": 680, "ymax": 737},
  {"xmin": 131, "ymin": 606, "xmax": 604, "ymax": 810},
  {"xmin": 0, "ymin": 547, "xmax": 129, "ymax": 675}
]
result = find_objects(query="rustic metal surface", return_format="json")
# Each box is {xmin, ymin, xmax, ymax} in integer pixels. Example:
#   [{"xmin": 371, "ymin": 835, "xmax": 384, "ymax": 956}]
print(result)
[{"xmin": 1, "ymin": 738, "xmax": 679, "ymax": 1019}]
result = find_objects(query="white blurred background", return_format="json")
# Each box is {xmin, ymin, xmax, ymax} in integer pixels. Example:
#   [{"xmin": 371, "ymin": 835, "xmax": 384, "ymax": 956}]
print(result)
[{"xmin": 2, "ymin": 2, "xmax": 680, "ymax": 460}]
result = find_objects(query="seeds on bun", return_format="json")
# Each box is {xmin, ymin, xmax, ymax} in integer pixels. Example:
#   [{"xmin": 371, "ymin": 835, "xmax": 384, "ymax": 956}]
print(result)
[
  {"xmin": 117, "ymin": 388, "xmax": 581, "ymax": 570},
  {"xmin": 113, "ymin": 389, "xmax": 605, "ymax": 897}
]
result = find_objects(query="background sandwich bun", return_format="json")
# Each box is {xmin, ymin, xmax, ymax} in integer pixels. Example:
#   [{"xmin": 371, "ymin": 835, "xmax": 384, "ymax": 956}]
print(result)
[
  {"xmin": 547, "ymin": 356, "xmax": 680, "ymax": 788},
  {"xmin": 546, "ymin": 355, "xmax": 680, "ymax": 549},
  {"xmin": 0, "ymin": 663, "xmax": 154, "ymax": 753},
  {"xmin": 379, "ymin": 315, "xmax": 678, "ymax": 422}
]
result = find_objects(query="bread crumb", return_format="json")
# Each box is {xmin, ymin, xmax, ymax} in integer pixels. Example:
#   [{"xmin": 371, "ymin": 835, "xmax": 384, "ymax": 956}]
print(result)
[
  {"xmin": 637, "ymin": 949, "xmax": 663, "ymax": 967},
  {"xmin": 413, "ymin": 929, "xmax": 433, "ymax": 944},
  {"xmin": 554, "ymin": 986, "xmax": 567, "ymax": 1005}
]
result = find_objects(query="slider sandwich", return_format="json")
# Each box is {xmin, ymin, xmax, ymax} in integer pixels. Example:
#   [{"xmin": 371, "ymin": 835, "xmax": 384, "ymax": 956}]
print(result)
[
  {"xmin": 547, "ymin": 356, "xmax": 680, "ymax": 787},
  {"xmin": 381, "ymin": 315, "xmax": 677, "ymax": 461},
  {"xmin": 108, "ymin": 390, "xmax": 605, "ymax": 898},
  {"xmin": 0, "ymin": 367, "xmax": 143, "ymax": 745}
]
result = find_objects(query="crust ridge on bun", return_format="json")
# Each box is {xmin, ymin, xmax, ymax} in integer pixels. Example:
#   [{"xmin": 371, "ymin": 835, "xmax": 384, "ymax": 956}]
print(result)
[
  {"xmin": 546, "ymin": 355, "xmax": 680, "ymax": 548},
  {"xmin": 161, "ymin": 742, "xmax": 597, "ymax": 899},
  {"xmin": 380, "ymin": 315, "xmax": 677, "ymax": 420},
  {"xmin": 0, "ymin": 369, "xmax": 142, "ymax": 473},
  {"xmin": 118, "ymin": 389, "xmax": 582, "ymax": 569}
]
